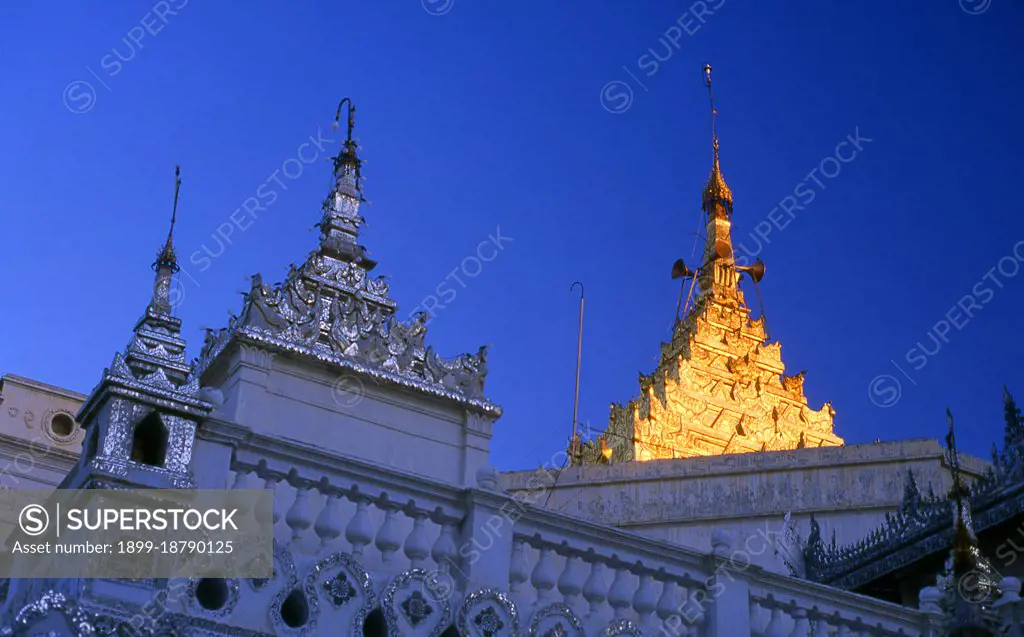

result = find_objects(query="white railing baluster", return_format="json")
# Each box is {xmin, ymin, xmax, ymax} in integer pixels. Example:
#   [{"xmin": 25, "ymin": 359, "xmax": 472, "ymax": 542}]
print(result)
[
  {"xmin": 313, "ymin": 492, "xmax": 342, "ymax": 547},
  {"xmin": 403, "ymin": 513, "xmax": 431, "ymax": 569},
  {"xmin": 231, "ymin": 468, "xmax": 249, "ymax": 490},
  {"xmin": 263, "ymin": 473, "xmax": 281, "ymax": 525},
  {"xmin": 789, "ymin": 605, "xmax": 810, "ymax": 637},
  {"xmin": 608, "ymin": 562, "xmax": 633, "ymax": 619},
  {"xmin": 657, "ymin": 576, "xmax": 682, "ymax": 623},
  {"xmin": 345, "ymin": 496, "xmax": 374, "ymax": 556},
  {"xmin": 583, "ymin": 558, "xmax": 610, "ymax": 631},
  {"xmin": 763, "ymin": 598, "xmax": 789, "ymax": 637},
  {"xmin": 633, "ymin": 567, "xmax": 657, "ymax": 626},
  {"xmin": 375, "ymin": 504, "xmax": 402, "ymax": 565},
  {"xmin": 530, "ymin": 546, "xmax": 558, "ymax": 607},
  {"xmin": 431, "ymin": 517, "xmax": 459, "ymax": 575},
  {"xmin": 509, "ymin": 538, "xmax": 529, "ymax": 591},
  {"xmin": 285, "ymin": 483, "xmax": 312, "ymax": 541},
  {"xmin": 684, "ymin": 587, "xmax": 708, "ymax": 637},
  {"xmin": 810, "ymin": 609, "xmax": 830, "ymax": 637},
  {"xmin": 557, "ymin": 551, "xmax": 585, "ymax": 615}
]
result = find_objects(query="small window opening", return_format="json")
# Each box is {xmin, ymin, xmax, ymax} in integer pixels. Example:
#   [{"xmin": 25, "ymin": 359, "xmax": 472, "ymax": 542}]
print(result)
[{"xmin": 130, "ymin": 412, "xmax": 168, "ymax": 467}]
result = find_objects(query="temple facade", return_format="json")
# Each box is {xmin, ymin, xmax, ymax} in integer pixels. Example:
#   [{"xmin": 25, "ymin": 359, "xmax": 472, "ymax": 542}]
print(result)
[{"xmin": 0, "ymin": 87, "xmax": 1020, "ymax": 636}]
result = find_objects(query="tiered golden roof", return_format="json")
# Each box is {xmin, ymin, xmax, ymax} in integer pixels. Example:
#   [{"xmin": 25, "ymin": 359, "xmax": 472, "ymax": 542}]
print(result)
[{"xmin": 573, "ymin": 65, "xmax": 842, "ymax": 464}]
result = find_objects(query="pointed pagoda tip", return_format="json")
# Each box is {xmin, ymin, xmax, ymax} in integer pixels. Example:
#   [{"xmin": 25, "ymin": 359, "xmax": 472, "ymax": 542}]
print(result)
[
  {"xmin": 701, "ymin": 64, "xmax": 733, "ymax": 213},
  {"xmin": 153, "ymin": 164, "xmax": 182, "ymax": 273},
  {"xmin": 329, "ymin": 97, "xmax": 366, "ymax": 201}
]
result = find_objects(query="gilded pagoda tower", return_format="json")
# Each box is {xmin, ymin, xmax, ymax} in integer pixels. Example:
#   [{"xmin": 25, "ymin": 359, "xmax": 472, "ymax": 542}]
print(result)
[{"xmin": 576, "ymin": 66, "xmax": 843, "ymax": 464}]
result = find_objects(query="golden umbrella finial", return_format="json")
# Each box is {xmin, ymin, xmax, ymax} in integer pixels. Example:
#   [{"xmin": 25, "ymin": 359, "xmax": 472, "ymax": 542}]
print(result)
[{"xmin": 701, "ymin": 63, "xmax": 732, "ymax": 214}]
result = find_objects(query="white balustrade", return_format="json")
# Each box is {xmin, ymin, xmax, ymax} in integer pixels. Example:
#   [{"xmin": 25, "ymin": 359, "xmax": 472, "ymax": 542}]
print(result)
[
  {"xmin": 751, "ymin": 589, "xmax": 926, "ymax": 637},
  {"xmin": 234, "ymin": 455, "xmax": 468, "ymax": 605},
  {"xmin": 225, "ymin": 435, "xmax": 943, "ymax": 637},
  {"xmin": 512, "ymin": 527, "xmax": 709, "ymax": 636}
]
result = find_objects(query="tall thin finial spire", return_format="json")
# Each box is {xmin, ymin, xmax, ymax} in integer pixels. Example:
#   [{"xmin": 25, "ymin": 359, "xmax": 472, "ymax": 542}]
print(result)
[
  {"xmin": 331, "ymin": 98, "xmax": 363, "ymax": 200},
  {"xmin": 151, "ymin": 165, "xmax": 182, "ymax": 314},
  {"xmin": 153, "ymin": 165, "xmax": 182, "ymax": 273},
  {"xmin": 569, "ymin": 281, "xmax": 585, "ymax": 463},
  {"xmin": 333, "ymin": 97, "xmax": 356, "ymax": 143},
  {"xmin": 701, "ymin": 63, "xmax": 732, "ymax": 214},
  {"xmin": 703, "ymin": 63, "xmax": 718, "ymax": 158}
]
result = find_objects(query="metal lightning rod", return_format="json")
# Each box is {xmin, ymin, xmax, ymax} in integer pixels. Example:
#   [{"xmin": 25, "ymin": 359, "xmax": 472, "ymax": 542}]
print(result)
[{"xmin": 570, "ymin": 282, "xmax": 585, "ymax": 462}]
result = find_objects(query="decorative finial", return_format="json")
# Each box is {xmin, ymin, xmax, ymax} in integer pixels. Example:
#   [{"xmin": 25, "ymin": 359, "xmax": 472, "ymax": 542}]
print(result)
[
  {"xmin": 703, "ymin": 63, "xmax": 717, "ymax": 152},
  {"xmin": 331, "ymin": 98, "xmax": 364, "ymax": 200},
  {"xmin": 332, "ymin": 98, "xmax": 356, "ymax": 143},
  {"xmin": 701, "ymin": 63, "xmax": 733, "ymax": 214},
  {"xmin": 945, "ymin": 407, "xmax": 966, "ymax": 505},
  {"xmin": 153, "ymin": 165, "xmax": 182, "ymax": 273}
]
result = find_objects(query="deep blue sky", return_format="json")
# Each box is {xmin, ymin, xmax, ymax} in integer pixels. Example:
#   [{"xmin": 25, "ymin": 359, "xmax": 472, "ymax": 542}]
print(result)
[{"xmin": 2, "ymin": 1, "xmax": 1022, "ymax": 470}]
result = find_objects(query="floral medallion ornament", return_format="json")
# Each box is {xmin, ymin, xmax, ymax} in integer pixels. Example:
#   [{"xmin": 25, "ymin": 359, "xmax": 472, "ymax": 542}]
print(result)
[
  {"xmin": 401, "ymin": 590, "xmax": 434, "ymax": 626},
  {"xmin": 382, "ymin": 569, "xmax": 451, "ymax": 637},
  {"xmin": 305, "ymin": 552, "xmax": 376, "ymax": 634},
  {"xmin": 322, "ymin": 571, "xmax": 356, "ymax": 608},
  {"xmin": 457, "ymin": 588, "xmax": 519, "ymax": 637},
  {"xmin": 473, "ymin": 607, "xmax": 504, "ymax": 636}
]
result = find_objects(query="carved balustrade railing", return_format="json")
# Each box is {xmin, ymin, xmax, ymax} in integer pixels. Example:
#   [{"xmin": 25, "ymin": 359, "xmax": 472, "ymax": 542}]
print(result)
[
  {"xmin": 230, "ymin": 434, "xmax": 467, "ymax": 587},
  {"xmin": 509, "ymin": 507, "xmax": 713, "ymax": 636},
  {"xmin": 218, "ymin": 428, "xmax": 955, "ymax": 636},
  {"xmin": 747, "ymin": 576, "xmax": 930, "ymax": 636}
]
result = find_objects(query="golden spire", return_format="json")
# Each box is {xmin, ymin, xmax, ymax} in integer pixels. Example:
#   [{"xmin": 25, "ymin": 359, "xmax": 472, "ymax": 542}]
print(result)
[{"xmin": 701, "ymin": 64, "xmax": 733, "ymax": 215}]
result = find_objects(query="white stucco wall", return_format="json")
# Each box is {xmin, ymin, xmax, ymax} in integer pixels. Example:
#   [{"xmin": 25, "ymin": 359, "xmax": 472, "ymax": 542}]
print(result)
[{"xmin": 502, "ymin": 439, "xmax": 988, "ymax": 573}]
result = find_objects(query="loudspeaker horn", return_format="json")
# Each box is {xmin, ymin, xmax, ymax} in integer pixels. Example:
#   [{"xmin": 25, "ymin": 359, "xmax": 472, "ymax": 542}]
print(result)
[
  {"xmin": 671, "ymin": 258, "xmax": 695, "ymax": 280},
  {"xmin": 736, "ymin": 259, "xmax": 765, "ymax": 283}
]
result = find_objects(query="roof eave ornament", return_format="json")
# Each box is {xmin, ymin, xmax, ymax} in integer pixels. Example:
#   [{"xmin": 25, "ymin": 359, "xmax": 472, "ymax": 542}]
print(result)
[{"xmin": 943, "ymin": 408, "xmax": 1001, "ymax": 610}]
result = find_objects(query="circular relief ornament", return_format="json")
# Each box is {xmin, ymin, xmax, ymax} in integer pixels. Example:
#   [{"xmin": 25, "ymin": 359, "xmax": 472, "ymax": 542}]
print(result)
[{"xmin": 42, "ymin": 408, "xmax": 79, "ymax": 444}]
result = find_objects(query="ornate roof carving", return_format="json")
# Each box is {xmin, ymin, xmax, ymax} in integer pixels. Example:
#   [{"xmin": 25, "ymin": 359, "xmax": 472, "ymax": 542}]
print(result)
[
  {"xmin": 194, "ymin": 101, "xmax": 498, "ymax": 416},
  {"xmin": 575, "ymin": 293, "xmax": 841, "ymax": 464},
  {"xmin": 573, "ymin": 68, "xmax": 840, "ymax": 464},
  {"xmin": 802, "ymin": 390, "xmax": 1024, "ymax": 590}
]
